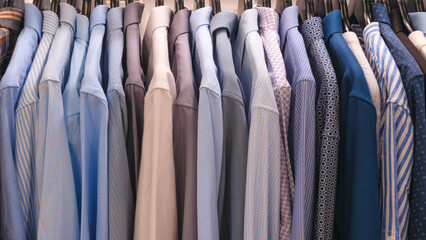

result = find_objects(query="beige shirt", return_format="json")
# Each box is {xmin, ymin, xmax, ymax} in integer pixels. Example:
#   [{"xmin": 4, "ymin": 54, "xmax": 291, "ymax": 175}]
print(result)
[
  {"xmin": 343, "ymin": 31, "xmax": 381, "ymax": 148},
  {"xmin": 409, "ymin": 30, "xmax": 426, "ymax": 61},
  {"xmin": 133, "ymin": 6, "xmax": 178, "ymax": 240}
]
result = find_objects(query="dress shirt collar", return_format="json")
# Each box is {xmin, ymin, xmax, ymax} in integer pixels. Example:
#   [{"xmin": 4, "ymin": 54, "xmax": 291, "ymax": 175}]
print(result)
[
  {"xmin": 169, "ymin": 9, "xmax": 190, "ymax": 59},
  {"xmin": 210, "ymin": 11, "xmax": 238, "ymax": 37},
  {"xmin": 143, "ymin": 6, "xmax": 172, "ymax": 52},
  {"xmin": 323, "ymin": 10, "xmax": 342, "ymax": 43},
  {"xmin": 364, "ymin": 22, "xmax": 380, "ymax": 36},
  {"xmin": 409, "ymin": 30, "xmax": 426, "ymax": 50},
  {"xmin": 256, "ymin": 6, "xmax": 279, "ymax": 31},
  {"xmin": 0, "ymin": 7, "xmax": 23, "ymax": 32},
  {"xmin": 371, "ymin": 3, "xmax": 392, "ymax": 26},
  {"xmin": 107, "ymin": 7, "xmax": 123, "ymax": 33},
  {"xmin": 76, "ymin": 14, "xmax": 89, "ymax": 42},
  {"xmin": 389, "ymin": 8, "xmax": 404, "ymax": 34},
  {"xmin": 279, "ymin": 6, "xmax": 299, "ymax": 49},
  {"xmin": 343, "ymin": 31, "xmax": 360, "ymax": 44},
  {"xmin": 408, "ymin": 12, "xmax": 426, "ymax": 35},
  {"xmin": 59, "ymin": 3, "xmax": 77, "ymax": 31},
  {"xmin": 42, "ymin": 11, "xmax": 59, "ymax": 36},
  {"xmin": 234, "ymin": 9, "xmax": 258, "ymax": 64},
  {"xmin": 90, "ymin": 5, "xmax": 108, "ymax": 31},
  {"xmin": 24, "ymin": 3, "xmax": 42, "ymax": 40},
  {"xmin": 301, "ymin": 16, "xmax": 324, "ymax": 46},
  {"xmin": 124, "ymin": 2, "xmax": 144, "ymax": 31},
  {"xmin": 189, "ymin": 6, "xmax": 211, "ymax": 38}
]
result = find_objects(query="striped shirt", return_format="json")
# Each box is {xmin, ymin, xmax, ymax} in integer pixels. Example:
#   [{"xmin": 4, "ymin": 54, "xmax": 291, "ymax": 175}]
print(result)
[
  {"xmin": 279, "ymin": 6, "xmax": 316, "ymax": 240},
  {"xmin": 364, "ymin": 22, "xmax": 414, "ymax": 240},
  {"xmin": 14, "ymin": 10, "xmax": 58, "ymax": 239},
  {"xmin": 0, "ymin": 4, "xmax": 41, "ymax": 239}
]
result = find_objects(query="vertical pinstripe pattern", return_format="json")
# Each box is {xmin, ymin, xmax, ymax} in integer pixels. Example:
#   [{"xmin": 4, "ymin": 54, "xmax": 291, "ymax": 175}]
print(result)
[
  {"xmin": 364, "ymin": 22, "xmax": 414, "ymax": 240},
  {"xmin": 106, "ymin": 7, "xmax": 134, "ymax": 240},
  {"xmin": 254, "ymin": 6, "xmax": 294, "ymax": 240},
  {"xmin": 14, "ymin": 11, "xmax": 58, "ymax": 239},
  {"xmin": 279, "ymin": 6, "xmax": 316, "ymax": 240},
  {"xmin": 36, "ymin": 3, "xmax": 79, "ymax": 239}
]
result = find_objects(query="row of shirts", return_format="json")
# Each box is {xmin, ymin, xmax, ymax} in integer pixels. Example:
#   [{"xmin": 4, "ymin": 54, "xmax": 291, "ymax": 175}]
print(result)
[{"xmin": 0, "ymin": 2, "xmax": 426, "ymax": 240}]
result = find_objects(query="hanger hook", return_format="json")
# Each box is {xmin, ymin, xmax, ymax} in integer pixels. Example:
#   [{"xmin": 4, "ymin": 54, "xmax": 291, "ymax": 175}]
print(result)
[
  {"xmin": 397, "ymin": 0, "xmax": 414, "ymax": 33},
  {"xmin": 324, "ymin": 0, "xmax": 333, "ymax": 15},
  {"xmin": 306, "ymin": 0, "xmax": 314, "ymax": 19},
  {"xmin": 416, "ymin": 0, "xmax": 424, "ymax": 12},
  {"xmin": 340, "ymin": 0, "xmax": 351, "ymax": 32},
  {"xmin": 155, "ymin": 0, "xmax": 163, "ymax": 6}
]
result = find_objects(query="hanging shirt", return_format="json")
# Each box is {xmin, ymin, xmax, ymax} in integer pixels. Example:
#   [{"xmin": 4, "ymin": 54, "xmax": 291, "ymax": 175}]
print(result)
[
  {"xmin": 36, "ymin": 3, "xmax": 79, "ymax": 239},
  {"xmin": 363, "ymin": 21, "xmax": 415, "ymax": 240},
  {"xmin": 279, "ymin": 6, "xmax": 316, "ymax": 240},
  {"xmin": 390, "ymin": 8, "xmax": 426, "ymax": 74},
  {"xmin": 408, "ymin": 12, "xmax": 426, "ymax": 37},
  {"xmin": 0, "ymin": 3, "xmax": 41, "ymax": 239},
  {"xmin": 106, "ymin": 7, "xmax": 134, "ymax": 240},
  {"xmin": 15, "ymin": 10, "xmax": 58, "ymax": 239},
  {"xmin": 169, "ymin": 9, "xmax": 198, "ymax": 240},
  {"xmin": 211, "ymin": 11, "xmax": 248, "ymax": 240},
  {"xmin": 255, "ymin": 6, "xmax": 294, "ymax": 240},
  {"xmin": 409, "ymin": 31, "xmax": 426, "ymax": 60},
  {"xmin": 80, "ymin": 5, "xmax": 109, "ymax": 240},
  {"xmin": 133, "ymin": 6, "xmax": 178, "ymax": 240},
  {"xmin": 371, "ymin": 4, "xmax": 426, "ymax": 239},
  {"xmin": 343, "ymin": 31, "xmax": 381, "ymax": 160},
  {"xmin": 63, "ymin": 14, "xmax": 89, "ymax": 222},
  {"xmin": 301, "ymin": 16, "xmax": 340, "ymax": 240},
  {"xmin": 190, "ymin": 7, "xmax": 223, "ymax": 240},
  {"xmin": 234, "ymin": 9, "xmax": 281, "ymax": 240},
  {"xmin": 0, "ymin": 6, "xmax": 23, "ymax": 76},
  {"xmin": 323, "ymin": 10, "xmax": 381, "ymax": 240},
  {"xmin": 124, "ymin": 2, "xmax": 145, "ymax": 206}
]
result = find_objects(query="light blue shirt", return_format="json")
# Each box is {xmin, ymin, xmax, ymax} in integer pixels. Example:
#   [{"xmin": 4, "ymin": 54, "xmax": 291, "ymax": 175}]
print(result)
[
  {"xmin": 63, "ymin": 14, "xmax": 89, "ymax": 223},
  {"xmin": 0, "ymin": 3, "xmax": 41, "ymax": 239},
  {"xmin": 233, "ymin": 9, "xmax": 281, "ymax": 240},
  {"xmin": 36, "ymin": 3, "xmax": 79, "ymax": 239},
  {"xmin": 190, "ymin": 6, "xmax": 223, "ymax": 240},
  {"xmin": 15, "ymin": 10, "xmax": 59, "ymax": 239},
  {"xmin": 409, "ymin": 12, "xmax": 426, "ymax": 37},
  {"xmin": 106, "ymin": 7, "xmax": 133, "ymax": 240},
  {"xmin": 279, "ymin": 6, "xmax": 316, "ymax": 240},
  {"xmin": 80, "ymin": 5, "xmax": 109, "ymax": 240}
]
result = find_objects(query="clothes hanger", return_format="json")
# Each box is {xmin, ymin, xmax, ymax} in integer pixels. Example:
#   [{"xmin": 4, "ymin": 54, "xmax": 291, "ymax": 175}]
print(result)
[
  {"xmin": 306, "ymin": 0, "xmax": 314, "ymax": 19},
  {"xmin": 175, "ymin": 0, "xmax": 184, "ymax": 12},
  {"xmin": 74, "ymin": 0, "xmax": 82, "ymax": 13},
  {"xmin": 155, "ymin": 0, "xmax": 163, "ymax": 6},
  {"xmin": 397, "ymin": 0, "xmax": 414, "ymax": 32},
  {"xmin": 275, "ymin": 0, "xmax": 291, "ymax": 13},
  {"xmin": 340, "ymin": 0, "xmax": 351, "ymax": 32},
  {"xmin": 415, "ymin": 0, "xmax": 424, "ymax": 11},
  {"xmin": 245, "ymin": 0, "xmax": 252, "ymax": 10},
  {"xmin": 363, "ymin": 0, "xmax": 372, "ymax": 25},
  {"xmin": 195, "ymin": 0, "xmax": 204, "ymax": 9},
  {"xmin": 324, "ymin": 0, "xmax": 333, "ymax": 15},
  {"xmin": 379, "ymin": 0, "xmax": 391, "ymax": 13},
  {"xmin": 211, "ymin": 0, "xmax": 221, "ymax": 15},
  {"xmin": 262, "ymin": 0, "xmax": 271, "ymax": 7}
]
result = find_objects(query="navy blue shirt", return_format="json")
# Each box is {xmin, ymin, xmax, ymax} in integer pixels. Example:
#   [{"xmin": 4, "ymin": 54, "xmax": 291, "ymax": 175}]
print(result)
[{"xmin": 323, "ymin": 10, "xmax": 381, "ymax": 240}]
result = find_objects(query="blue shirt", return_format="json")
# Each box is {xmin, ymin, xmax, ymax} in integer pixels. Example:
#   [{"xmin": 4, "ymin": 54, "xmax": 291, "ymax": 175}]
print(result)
[
  {"xmin": 279, "ymin": 6, "xmax": 316, "ymax": 240},
  {"xmin": 63, "ymin": 14, "xmax": 89, "ymax": 223},
  {"xmin": 106, "ymin": 7, "xmax": 133, "ymax": 240},
  {"xmin": 15, "ymin": 10, "xmax": 58, "ymax": 239},
  {"xmin": 190, "ymin": 7, "xmax": 223, "ymax": 240},
  {"xmin": 233, "ymin": 9, "xmax": 281, "ymax": 240},
  {"xmin": 36, "ymin": 3, "xmax": 79, "ymax": 239},
  {"xmin": 371, "ymin": 4, "xmax": 424, "ymax": 239},
  {"xmin": 210, "ymin": 11, "xmax": 248, "ymax": 240},
  {"xmin": 323, "ymin": 10, "xmax": 381, "ymax": 240},
  {"xmin": 0, "ymin": 3, "xmax": 41, "ymax": 239},
  {"xmin": 409, "ymin": 12, "xmax": 426, "ymax": 37},
  {"xmin": 79, "ymin": 5, "xmax": 109, "ymax": 240}
]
